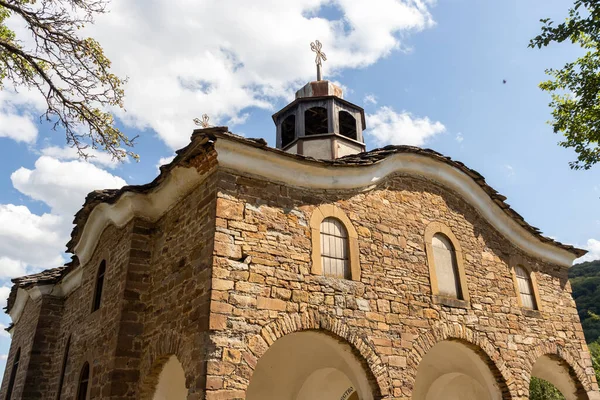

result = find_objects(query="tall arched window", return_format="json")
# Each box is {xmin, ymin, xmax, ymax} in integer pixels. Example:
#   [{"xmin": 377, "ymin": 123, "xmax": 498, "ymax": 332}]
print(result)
[
  {"xmin": 92, "ymin": 260, "xmax": 106, "ymax": 312},
  {"xmin": 339, "ymin": 111, "xmax": 357, "ymax": 140},
  {"xmin": 281, "ymin": 114, "xmax": 296, "ymax": 148},
  {"xmin": 56, "ymin": 335, "xmax": 71, "ymax": 400},
  {"xmin": 515, "ymin": 265, "xmax": 537, "ymax": 310},
  {"xmin": 305, "ymin": 107, "xmax": 328, "ymax": 136},
  {"xmin": 5, "ymin": 347, "xmax": 20, "ymax": 400},
  {"xmin": 320, "ymin": 217, "xmax": 350, "ymax": 279},
  {"xmin": 77, "ymin": 362, "xmax": 90, "ymax": 400},
  {"xmin": 431, "ymin": 233, "xmax": 462, "ymax": 299}
]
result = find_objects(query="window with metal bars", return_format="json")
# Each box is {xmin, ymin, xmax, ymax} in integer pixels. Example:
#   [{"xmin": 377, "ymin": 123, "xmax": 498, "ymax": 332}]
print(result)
[
  {"xmin": 432, "ymin": 233, "xmax": 462, "ymax": 299},
  {"xmin": 515, "ymin": 265, "xmax": 537, "ymax": 310},
  {"xmin": 92, "ymin": 260, "xmax": 106, "ymax": 312},
  {"xmin": 77, "ymin": 362, "xmax": 90, "ymax": 400},
  {"xmin": 305, "ymin": 107, "xmax": 328, "ymax": 136},
  {"xmin": 5, "ymin": 347, "xmax": 20, "ymax": 400},
  {"xmin": 320, "ymin": 217, "xmax": 349, "ymax": 279}
]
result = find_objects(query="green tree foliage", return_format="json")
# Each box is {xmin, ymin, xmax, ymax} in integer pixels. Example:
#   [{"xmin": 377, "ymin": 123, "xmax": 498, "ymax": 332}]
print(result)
[
  {"xmin": 0, "ymin": 0, "xmax": 136, "ymax": 160},
  {"xmin": 530, "ymin": 0, "xmax": 600, "ymax": 170},
  {"xmin": 530, "ymin": 377, "xmax": 565, "ymax": 400},
  {"xmin": 570, "ymin": 260, "xmax": 600, "ymax": 343}
]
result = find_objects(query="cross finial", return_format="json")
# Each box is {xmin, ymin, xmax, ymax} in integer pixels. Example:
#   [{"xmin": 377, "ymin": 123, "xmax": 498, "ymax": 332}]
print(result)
[
  {"xmin": 310, "ymin": 40, "xmax": 327, "ymax": 81},
  {"xmin": 193, "ymin": 114, "xmax": 210, "ymax": 128}
]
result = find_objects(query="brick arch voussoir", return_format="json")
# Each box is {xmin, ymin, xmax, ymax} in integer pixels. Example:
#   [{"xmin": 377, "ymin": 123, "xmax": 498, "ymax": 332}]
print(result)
[
  {"xmin": 525, "ymin": 341, "xmax": 593, "ymax": 393},
  {"xmin": 408, "ymin": 323, "xmax": 516, "ymax": 399},
  {"xmin": 138, "ymin": 329, "xmax": 188, "ymax": 399},
  {"xmin": 246, "ymin": 311, "xmax": 391, "ymax": 397}
]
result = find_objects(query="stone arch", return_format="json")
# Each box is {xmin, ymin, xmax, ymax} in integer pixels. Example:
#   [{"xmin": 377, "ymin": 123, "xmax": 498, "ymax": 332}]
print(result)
[
  {"xmin": 523, "ymin": 342, "xmax": 597, "ymax": 399},
  {"xmin": 138, "ymin": 330, "xmax": 190, "ymax": 400},
  {"xmin": 244, "ymin": 310, "xmax": 390, "ymax": 398},
  {"xmin": 408, "ymin": 323, "xmax": 515, "ymax": 399}
]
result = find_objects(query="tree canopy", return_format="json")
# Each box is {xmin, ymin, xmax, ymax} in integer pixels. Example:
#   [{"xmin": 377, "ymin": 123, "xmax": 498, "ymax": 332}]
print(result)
[
  {"xmin": 0, "ymin": 0, "xmax": 135, "ymax": 160},
  {"xmin": 530, "ymin": 0, "xmax": 600, "ymax": 170}
]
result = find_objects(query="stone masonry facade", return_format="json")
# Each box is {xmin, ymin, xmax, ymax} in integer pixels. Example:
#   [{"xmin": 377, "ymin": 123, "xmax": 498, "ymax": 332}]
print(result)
[{"xmin": 0, "ymin": 140, "xmax": 598, "ymax": 399}]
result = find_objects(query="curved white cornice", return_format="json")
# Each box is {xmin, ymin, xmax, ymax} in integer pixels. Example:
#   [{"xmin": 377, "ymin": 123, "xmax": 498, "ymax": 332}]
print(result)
[
  {"xmin": 71, "ymin": 136, "xmax": 577, "ymax": 270},
  {"xmin": 214, "ymin": 139, "xmax": 577, "ymax": 267}
]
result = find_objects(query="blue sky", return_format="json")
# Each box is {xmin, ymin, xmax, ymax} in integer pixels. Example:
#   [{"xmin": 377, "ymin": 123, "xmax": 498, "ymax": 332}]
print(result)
[{"xmin": 0, "ymin": 0, "xmax": 599, "ymax": 375}]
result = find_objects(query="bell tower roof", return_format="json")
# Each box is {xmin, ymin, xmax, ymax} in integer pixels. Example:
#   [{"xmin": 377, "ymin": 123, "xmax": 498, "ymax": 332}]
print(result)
[{"xmin": 271, "ymin": 40, "xmax": 366, "ymax": 160}]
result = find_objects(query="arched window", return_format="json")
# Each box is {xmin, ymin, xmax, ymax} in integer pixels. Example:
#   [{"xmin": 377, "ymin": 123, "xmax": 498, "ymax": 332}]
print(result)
[
  {"xmin": 5, "ymin": 347, "xmax": 20, "ymax": 400},
  {"xmin": 305, "ymin": 107, "xmax": 328, "ymax": 136},
  {"xmin": 431, "ymin": 233, "xmax": 462, "ymax": 299},
  {"xmin": 281, "ymin": 114, "xmax": 296, "ymax": 148},
  {"xmin": 77, "ymin": 362, "xmax": 90, "ymax": 400},
  {"xmin": 320, "ymin": 217, "xmax": 349, "ymax": 279},
  {"xmin": 92, "ymin": 260, "xmax": 106, "ymax": 312},
  {"xmin": 310, "ymin": 205, "xmax": 360, "ymax": 281},
  {"xmin": 339, "ymin": 111, "xmax": 357, "ymax": 140},
  {"xmin": 56, "ymin": 335, "xmax": 71, "ymax": 400},
  {"xmin": 515, "ymin": 265, "xmax": 537, "ymax": 310}
]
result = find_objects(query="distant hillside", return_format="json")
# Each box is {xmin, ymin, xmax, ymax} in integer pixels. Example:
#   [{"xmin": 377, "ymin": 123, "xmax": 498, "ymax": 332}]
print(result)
[{"xmin": 570, "ymin": 260, "xmax": 600, "ymax": 343}]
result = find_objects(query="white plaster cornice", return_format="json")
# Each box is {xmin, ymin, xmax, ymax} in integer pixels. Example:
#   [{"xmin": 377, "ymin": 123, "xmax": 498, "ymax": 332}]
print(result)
[
  {"xmin": 70, "ymin": 136, "xmax": 577, "ymax": 271},
  {"xmin": 214, "ymin": 139, "xmax": 577, "ymax": 267}
]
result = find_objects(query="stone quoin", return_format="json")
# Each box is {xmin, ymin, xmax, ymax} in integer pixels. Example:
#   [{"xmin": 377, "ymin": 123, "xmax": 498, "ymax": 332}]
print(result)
[{"xmin": 1, "ymin": 75, "xmax": 598, "ymax": 400}]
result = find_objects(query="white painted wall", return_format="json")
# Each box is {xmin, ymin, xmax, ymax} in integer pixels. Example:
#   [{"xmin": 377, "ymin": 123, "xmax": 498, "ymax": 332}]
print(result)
[
  {"xmin": 152, "ymin": 355, "xmax": 188, "ymax": 400},
  {"xmin": 246, "ymin": 331, "xmax": 373, "ymax": 400}
]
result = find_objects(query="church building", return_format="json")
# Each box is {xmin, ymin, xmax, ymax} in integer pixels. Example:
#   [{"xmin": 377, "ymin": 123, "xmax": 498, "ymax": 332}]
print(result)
[{"xmin": 1, "ymin": 43, "xmax": 599, "ymax": 400}]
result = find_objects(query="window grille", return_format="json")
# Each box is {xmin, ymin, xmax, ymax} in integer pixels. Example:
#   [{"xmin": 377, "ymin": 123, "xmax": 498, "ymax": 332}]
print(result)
[{"xmin": 320, "ymin": 217, "xmax": 349, "ymax": 279}]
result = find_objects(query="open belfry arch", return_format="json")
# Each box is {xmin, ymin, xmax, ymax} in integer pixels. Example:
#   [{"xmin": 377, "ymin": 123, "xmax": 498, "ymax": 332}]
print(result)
[{"xmin": 1, "ymin": 40, "xmax": 599, "ymax": 400}]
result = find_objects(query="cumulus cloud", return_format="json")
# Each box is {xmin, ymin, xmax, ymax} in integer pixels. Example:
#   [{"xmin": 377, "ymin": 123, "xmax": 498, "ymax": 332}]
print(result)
[
  {"xmin": 156, "ymin": 155, "xmax": 176, "ymax": 173},
  {"xmin": 11, "ymin": 156, "xmax": 127, "ymax": 215},
  {"xmin": 365, "ymin": 106, "xmax": 445, "ymax": 147},
  {"xmin": 71, "ymin": 0, "xmax": 436, "ymax": 149},
  {"xmin": 41, "ymin": 146, "xmax": 124, "ymax": 169},
  {"xmin": 0, "ymin": 286, "xmax": 11, "ymax": 310},
  {"xmin": 575, "ymin": 239, "xmax": 600, "ymax": 264},
  {"xmin": 456, "ymin": 132, "xmax": 464, "ymax": 143},
  {"xmin": 0, "ymin": 87, "xmax": 46, "ymax": 144},
  {"xmin": 364, "ymin": 94, "xmax": 378, "ymax": 105}
]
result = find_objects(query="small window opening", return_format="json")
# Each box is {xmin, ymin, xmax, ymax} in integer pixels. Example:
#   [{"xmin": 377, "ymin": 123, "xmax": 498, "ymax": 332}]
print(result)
[
  {"xmin": 305, "ymin": 107, "xmax": 328, "ymax": 136},
  {"xmin": 56, "ymin": 336, "xmax": 71, "ymax": 400},
  {"xmin": 5, "ymin": 347, "xmax": 20, "ymax": 400},
  {"xmin": 281, "ymin": 114, "xmax": 296, "ymax": 148},
  {"xmin": 432, "ymin": 233, "xmax": 462, "ymax": 299},
  {"xmin": 515, "ymin": 265, "xmax": 537, "ymax": 310},
  {"xmin": 77, "ymin": 362, "xmax": 90, "ymax": 400},
  {"xmin": 339, "ymin": 111, "xmax": 357, "ymax": 140},
  {"xmin": 320, "ymin": 217, "xmax": 349, "ymax": 279},
  {"xmin": 92, "ymin": 260, "xmax": 106, "ymax": 312}
]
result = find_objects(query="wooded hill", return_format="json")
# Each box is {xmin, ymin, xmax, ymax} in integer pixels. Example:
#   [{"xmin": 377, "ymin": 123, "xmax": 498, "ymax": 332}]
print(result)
[{"xmin": 570, "ymin": 259, "xmax": 600, "ymax": 343}]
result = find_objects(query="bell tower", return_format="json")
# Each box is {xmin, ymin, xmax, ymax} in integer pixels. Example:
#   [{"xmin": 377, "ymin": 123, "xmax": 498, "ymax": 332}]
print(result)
[{"xmin": 272, "ymin": 40, "xmax": 366, "ymax": 160}]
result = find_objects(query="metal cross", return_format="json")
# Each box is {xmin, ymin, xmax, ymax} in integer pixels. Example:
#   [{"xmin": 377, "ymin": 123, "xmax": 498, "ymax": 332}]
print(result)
[
  {"xmin": 310, "ymin": 40, "xmax": 327, "ymax": 81},
  {"xmin": 193, "ymin": 114, "xmax": 210, "ymax": 128}
]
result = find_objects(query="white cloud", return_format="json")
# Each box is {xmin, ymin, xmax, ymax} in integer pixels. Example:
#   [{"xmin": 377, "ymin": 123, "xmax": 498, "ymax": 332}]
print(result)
[
  {"xmin": 364, "ymin": 94, "xmax": 378, "ymax": 105},
  {"xmin": 11, "ymin": 156, "xmax": 127, "ymax": 215},
  {"xmin": 73, "ymin": 0, "xmax": 436, "ymax": 149},
  {"xmin": 0, "ymin": 286, "xmax": 10, "ymax": 310},
  {"xmin": 0, "ymin": 258, "xmax": 27, "ymax": 280},
  {"xmin": 504, "ymin": 164, "xmax": 515, "ymax": 177},
  {"xmin": 0, "ymin": 113, "xmax": 38, "ymax": 143},
  {"xmin": 156, "ymin": 156, "xmax": 176, "ymax": 173},
  {"xmin": 575, "ymin": 239, "xmax": 600, "ymax": 264},
  {"xmin": 0, "ymin": 324, "xmax": 9, "ymax": 338},
  {"xmin": 41, "ymin": 146, "xmax": 124, "ymax": 169},
  {"xmin": 365, "ymin": 106, "xmax": 445, "ymax": 147},
  {"xmin": 456, "ymin": 132, "xmax": 464, "ymax": 143}
]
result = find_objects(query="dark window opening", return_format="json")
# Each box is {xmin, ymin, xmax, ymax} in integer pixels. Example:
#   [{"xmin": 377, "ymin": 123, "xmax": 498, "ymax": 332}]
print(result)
[
  {"xmin": 5, "ymin": 347, "xmax": 20, "ymax": 400},
  {"xmin": 305, "ymin": 107, "xmax": 328, "ymax": 136},
  {"xmin": 339, "ymin": 111, "xmax": 357, "ymax": 140},
  {"xmin": 92, "ymin": 260, "xmax": 106, "ymax": 312},
  {"xmin": 56, "ymin": 336, "xmax": 71, "ymax": 400},
  {"xmin": 281, "ymin": 115, "xmax": 296, "ymax": 148},
  {"xmin": 77, "ymin": 362, "xmax": 90, "ymax": 400}
]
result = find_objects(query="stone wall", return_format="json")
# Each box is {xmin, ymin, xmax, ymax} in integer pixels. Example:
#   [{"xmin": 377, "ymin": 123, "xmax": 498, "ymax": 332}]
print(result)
[{"xmin": 205, "ymin": 170, "xmax": 598, "ymax": 400}]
